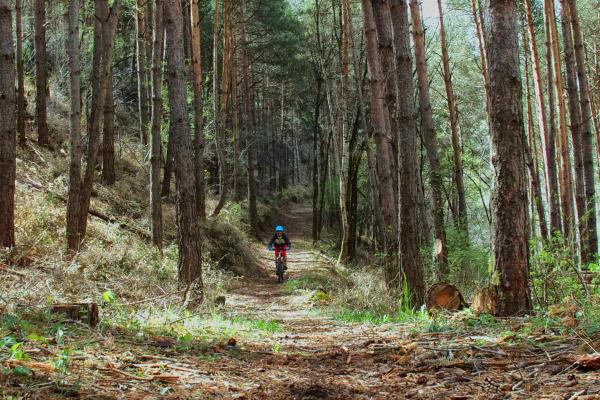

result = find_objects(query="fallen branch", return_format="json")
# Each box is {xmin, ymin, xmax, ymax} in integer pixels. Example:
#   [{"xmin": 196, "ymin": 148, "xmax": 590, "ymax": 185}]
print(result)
[{"xmin": 0, "ymin": 264, "xmax": 27, "ymax": 277}]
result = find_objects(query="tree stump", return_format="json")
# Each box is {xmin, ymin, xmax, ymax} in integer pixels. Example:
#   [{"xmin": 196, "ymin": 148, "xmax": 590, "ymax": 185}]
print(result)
[
  {"xmin": 425, "ymin": 283, "xmax": 466, "ymax": 312},
  {"xmin": 470, "ymin": 287, "xmax": 497, "ymax": 314}
]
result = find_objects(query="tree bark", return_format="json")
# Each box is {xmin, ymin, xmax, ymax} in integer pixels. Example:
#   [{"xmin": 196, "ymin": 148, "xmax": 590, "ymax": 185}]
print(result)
[
  {"xmin": 191, "ymin": 0, "xmax": 206, "ymax": 219},
  {"xmin": 34, "ymin": 0, "xmax": 49, "ymax": 146},
  {"xmin": 372, "ymin": 0, "xmax": 399, "ymax": 212},
  {"xmin": 78, "ymin": 0, "xmax": 121, "ymax": 241},
  {"xmin": 101, "ymin": 69, "xmax": 116, "ymax": 185},
  {"xmin": 212, "ymin": 0, "xmax": 220, "ymax": 197},
  {"xmin": 361, "ymin": 0, "xmax": 400, "ymax": 292},
  {"xmin": 0, "ymin": 0, "xmax": 16, "ymax": 248},
  {"xmin": 150, "ymin": 0, "xmax": 164, "ymax": 250},
  {"xmin": 438, "ymin": 0, "xmax": 467, "ymax": 237},
  {"xmin": 212, "ymin": 0, "xmax": 230, "ymax": 217},
  {"xmin": 161, "ymin": 132, "xmax": 174, "ymax": 196},
  {"xmin": 410, "ymin": 0, "xmax": 448, "ymax": 278},
  {"xmin": 470, "ymin": 0, "xmax": 490, "ymax": 122},
  {"xmin": 524, "ymin": 0, "xmax": 560, "ymax": 235},
  {"xmin": 240, "ymin": 0, "xmax": 257, "ymax": 236},
  {"xmin": 337, "ymin": 0, "xmax": 352, "ymax": 262},
  {"xmin": 165, "ymin": 0, "xmax": 203, "ymax": 303},
  {"xmin": 231, "ymin": 33, "xmax": 241, "ymax": 202},
  {"xmin": 312, "ymin": 73, "xmax": 323, "ymax": 244},
  {"xmin": 136, "ymin": 0, "xmax": 150, "ymax": 145},
  {"xmin": 542, "ymin": 0, "xmax": 561, "ymax": 237},
  {"xmin": 16, "ymin": 0, "xmax": 26, "ymax": 147},
  {"xmin": 389, "ymin": 0, "xmax": 425, "ymax": 307},
  {"xmin": 66, "ymin": 0, "xmax": 82, "ymax": 252},
  {"xmin": 487, "ymin": 0, "xmax": 531, "ymax": 316},
  {"xmin": 347, "ymin": 2, "xmax": 384, "ymax": 249},
  {"xmin": 545, "ymin": 0, "xmax": 574, "ymax": 238},
  {"xmin": 560, "ymin": 0, "xmax": 589, "ymax": 263},
  {"xmin": 523, "ymin": 37, "xmax": 549, "ymax": 240},
  {"xmin": 567, "ymin": 0, "xmax": 598, "ymax": 263}
]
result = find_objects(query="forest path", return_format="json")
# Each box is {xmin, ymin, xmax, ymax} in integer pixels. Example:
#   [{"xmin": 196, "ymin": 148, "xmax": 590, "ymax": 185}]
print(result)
[
  {"xmin": 182, "ymin": 206, "xmax": 597, "ymax": 399},
  {"xmin": 209, "ymin": 205, "xmax": 409, "ymax": 399},
  {"xmin": 4, "ymin": 207, "xmax": 596, "ymax": 399}
]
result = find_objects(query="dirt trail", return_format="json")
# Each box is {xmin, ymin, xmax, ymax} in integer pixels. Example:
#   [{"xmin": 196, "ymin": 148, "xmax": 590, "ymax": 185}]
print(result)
[{"xmin": 187, "ymin": 207, "xmax": 599, "ymax": 400}]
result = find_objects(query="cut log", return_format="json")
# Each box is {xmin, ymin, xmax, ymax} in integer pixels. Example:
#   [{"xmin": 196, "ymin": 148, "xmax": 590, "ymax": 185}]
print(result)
[
  {"xmin": 470, "ymin": 287, "xmax": 497, "ymax": 314},
  {"xmin": 425, "ymin": 282, "xmax": 466, "ymax": 311}
]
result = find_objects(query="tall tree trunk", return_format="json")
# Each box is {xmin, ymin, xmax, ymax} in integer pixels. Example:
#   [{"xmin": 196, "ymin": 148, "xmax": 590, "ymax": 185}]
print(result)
[
  {"xmin": 78, "ymin": 0, "xmax": 121, "ymax": 240},
  {"xmin": 212, "ymin": 0, "xmax": 220, "ymax": 198},
  {"xmin": 390, "ymin": 0, "xmax": 425, "ymax": 306},
  {"xmin": 240, "ymin": 0, "xmax": 257, "ymax": 236},
  {"xmin": 487, "ymin": 0, "xmax": 531, "ymax": 316},
  {"xmin": 567, "ymin": 0, "xmax": 598, "ymax": 263},
  {"xmin": 543, "ymin": 0, "xmax": 561, "ymax": 237},
  {"xmin": 0, "ymin": 0, "xmax": 16, "ymax": 248},
  {"xmin": 410, "ymin": 0, "xmax": 448, "ymax": 278},
  {"xmin": 438, "ymin": 0, "xmax": 467, "ymax": 237},
  {"xmin": 66, "ymin": 0, "xmax": 82, "ymax": 252},
  {"xmin": 347, "ymin": 3, "xmax": 384, "ymax": 248},
  {"xmin": 524, "ymin": 37, "xmax": 549, "ymax": 240},
  {"xmin": 231, "ymin": 35, "xmax": 241, "ymax": 202},
  {"xmin": 560, "ymin": 0, "xmax": 589, "ymax": 263},
  {"xmin": 470, "ymin": 0, "xmax": 490, "ymax": 121},
  {"xmin": 150, "ymin": 0, "xmax": 164, "ymax": 250},
  {"xmin": 312, "ymin": 75, "xmax": 323, "ymax": 244},
  {"xmin": 212, "ymin": 0, "xmax": 230, "ymax": 217},
  {"xmin": 361, "ymin": 0, "xmax": 400, "ymax": 292},
  {"xmin": 136, "ymin": 0, "xmax": 149, "ymax": 145},
  {"xmin": 325, "ymin": 78, "xmax": 349, "ymax": 263},
  {"xmin": 161, "ymin": 132, "xmax": 174, "ymax": 196},
  {"xmin": 337, "ymin": 0, "xmax": 352, "ymax": 262},
  {"xmin": 191, "ymin": 0, "xmax": 206, "ymax": 219},
  {"xmin": 372, "ymin": 0, "xmax": 399, "ymax": 212},
  {"xmin": 165, "ymin": 0, "xmax": 203, "ymax": 303},
  {"xmin": 317, "ymin": 125, "xmax": 331, "ymax": 240},
  {"xmin": 34, "ymin": 0, "xmax": 49, "ymax": 146},
  {"xmin": 102, "ymin": 38, "xmax": 118, "ymax": 186},
  {"xmin": 524, "ymin": 0, "xmax": 560, "ymax": 235},
  {"xmin": 546, "ymin": 0, "xmax": 574, "ymax": 237},
  {"xmin": 16, "ymin": 0, "xmax": 26, "ymax": 147},
  {"xmin": 242, "ymin": 27, "xmax": 258, "ymax": 236}
]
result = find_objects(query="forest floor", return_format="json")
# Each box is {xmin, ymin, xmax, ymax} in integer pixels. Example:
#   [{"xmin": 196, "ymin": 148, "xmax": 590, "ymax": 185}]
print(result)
[{"xmin": 1, "ymin": 206, "xmax": 600, "ymax": 399}]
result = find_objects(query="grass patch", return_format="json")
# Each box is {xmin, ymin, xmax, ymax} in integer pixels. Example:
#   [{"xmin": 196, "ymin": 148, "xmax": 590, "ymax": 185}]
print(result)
[
  {"xmin": 231, "ymin": 316, "xmax": 282, "ymax": 334},
  {"xmin": 285, "ymin": 270, "xmax": 337, "ymax": 293},
  {"xmin": 332, "ymin": 307, "xmax": 453, "ymax": 333}
]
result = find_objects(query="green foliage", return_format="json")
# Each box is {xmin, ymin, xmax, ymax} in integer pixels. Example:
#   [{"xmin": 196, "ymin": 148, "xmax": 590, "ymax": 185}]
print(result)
[
  {"xmin": 529, "ymin": 235, "xmax": 587, "ymax": 308},
  {"xmin": 53, "ymin": 349, "xmax": 71, "ymax": 378},
  {"xmin": 102, "ymin": 290, "xmax": 117, "ymax": 304},
  {"xmin": 421, "ymin": 226, "xmax": 489, "ymax": 296},
  {"xmin": 8, "ymin": 343, "xmax": 28, "ymax": 361}
]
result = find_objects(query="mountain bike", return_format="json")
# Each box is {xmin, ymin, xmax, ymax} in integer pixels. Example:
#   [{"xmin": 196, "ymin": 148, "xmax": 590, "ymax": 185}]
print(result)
[{"xmin": 275, "ymin": 254, "xmax": 285, "ymax": 283}]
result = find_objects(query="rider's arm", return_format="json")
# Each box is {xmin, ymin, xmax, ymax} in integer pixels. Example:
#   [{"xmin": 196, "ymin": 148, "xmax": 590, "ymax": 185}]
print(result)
[
  {"xmin": 267, "ymin": 235, "xmax": 276, "ymax": 249},
  {"xmin": 284, "ymin": 234, "xmax": 291, "ymax": 249}
]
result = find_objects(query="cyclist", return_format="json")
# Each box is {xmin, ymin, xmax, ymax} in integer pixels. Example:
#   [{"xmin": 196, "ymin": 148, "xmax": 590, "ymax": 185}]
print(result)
[{"xmin": 268, "ymin": 225, "xmax": 291, "ymax": 270}]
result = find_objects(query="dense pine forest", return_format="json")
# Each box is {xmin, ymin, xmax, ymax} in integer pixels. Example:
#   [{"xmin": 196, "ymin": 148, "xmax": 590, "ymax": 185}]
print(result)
[{"xmin": 0, "ymin": 0, "xmax": 600, "ymax": 398}]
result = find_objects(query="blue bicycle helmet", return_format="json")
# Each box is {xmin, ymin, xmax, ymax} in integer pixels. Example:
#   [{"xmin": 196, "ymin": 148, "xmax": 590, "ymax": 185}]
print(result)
[{"xmin": 275, "ymin": 225, "xmax": 284, "ymax": 232}]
